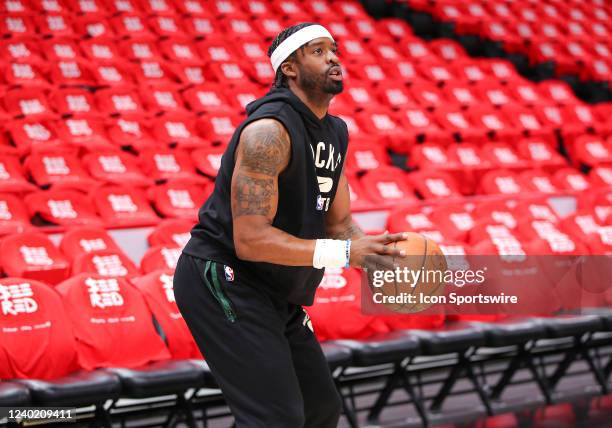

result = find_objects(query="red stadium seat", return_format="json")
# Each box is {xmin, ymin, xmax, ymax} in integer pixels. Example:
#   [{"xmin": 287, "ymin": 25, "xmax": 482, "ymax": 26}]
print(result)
[
  {"xmin": 0, "ymin": 155, "xmax": 37, "ymax": 193},
  {"xmin": 443, "ymin": 82, "xmax": 482, "ymax": 108},
  {"xmin": 360, "ymin": 167, "xmax": 417, "ymax": 207},
  {"xmin": 434, "ymin": 108, "xmax": 487, "ymax": 143},
  {"xmin": 345, "ymin": 141, "xmax": 390, "ymax": 175},
  {"xmin": 478, "ymin": 170, "xmax": 525, "ymax": 195},
  {"xmin": 0, "ymin": 14, "xmax": 35, "ymax": 37},
  {"xmin": 130, "ymin": 60, "xmax": 180, "ymax": 87},
  {"xmin": 586, "ymin": 226, "xmax": 612, "ymax": 254},
  {"xmin": 147, "ymin": 219, "xmax": 192, "ymax": 248},
  {"xmin": 509, "ymin": 81, "xmax": 543, "ymax": 106},
  {"xmin": 4, "ymin": 88, "xmax": 54, "ymax": 120},
  {"xmin": 552, "ymin": 168, "xmax": 591, "ymax": 192},
  {"xmin": 138, "ymin": 148, "xmax": 206, "ymax": 183},
  {"xmin": 387, "ymin": 206, "xmax": 437, "ymax": 234},
  {"xmin": 471, "ymin": 200, "xmax": 519, "ymax": 232},
  {"xmin": 35, "ymin": 14, "xmax": 74, "ymax": 37},
  {"xmin": 80, "ymin": 39, "xmax": 122, "ymax": 63},
  {"xmin": 409, "ymin": 144, "xmax": 452, "ymax": 170},
  {"xmin": 54, "ymin": 118, "xmax": 113, "ymax": 150},
  {"xmin": 430, "ymin": 205, "xmax": 477, "ymax": 242},
  {"xmin": 513, "ymin": 199, "xmax": 559, "ymax": 224},
  {"xmin": 92, "ymin": 185, "xmax": 159, "ymax": 228},
  {"xmin": 518, "ymin": 220, "xmax": 587, "ymax": 255},
  {"xmin": 516, "ymin": 139, "xmax": 567, "ymax": 172},
  {"xmin": 39, "ymin": 38, "xmax": 81, "ymax": 62},
  {"xmin": 518, "ymin": 170, "xmax": 560, "ymax": 194},
  {"xmin": 139, "ymin": 246, "xmax": 182, "ymax": 273},
  {"xmin": 4, "ymin": 61, "xmax": 49, "ymax": 87},
  {"xmin": 0, "ymin": 232, "xmax": 70, "ymax": 284},
  {"xmin": 392, "ymin": 107, "xmax": 449, "ymax": 151},
  {"xmin": 0, "ymin": 193, "xmax": 31, "ymax": 236},
  {"xmin": 429, "ymin": 38, "xmax": 466, "ymax": 61},
  {"xmin": 559, "ymin": 211, "xmax": 602, "ymax": 243},
  {"xmin": 49, "ymin": 60, "xmax": 97, "ymax": 87},
  {"xmin": 56, "ymin": 274, "xmax": 170, "ymax": 369},
  {"xmin": 148, "ymin": 15, "xmax": 186, "ymax": 39},
  {"xmin": 377, "ymin": 18, "xmax": 413, "ymax": 41},
  {"xmin": 92, "ymin": 63, "xmax": 135, "ymax": 87},
  {"xmin": 375, "ymin": 82, "xmax": 415, "ymax": 110},
  {"xmin": 0, "ymin": 39, "xmax": 43, "ymax": 63},
  {"xmin": 120, "ymin": 39, "xmax": 163, "ymax": 62},
  {"xmin": 590, "ymin": 166, "xmax": 612, "ymax": 188},
  {"xmin": 96, "ymin": 88, "xmax": 146, "ymax": 118},
  {"xmin": 308, "ymin": 268, "xmax": 388, "ymax": 341},
  {"xmin": 408, "ymin": 80, "xmax": 448, "ymax": 109},
  {"xmin": 148, "ymin": 180, "xmax": 212, "ymax": 220},
  {"xmin": 481, "ymin": 142, "xmax": 531, "ymax": 171},
  {"xmin": 111, "ymin": 14, "xmax": 154, "ymax": 39},
  {"xmin": 24, "ymin": 189, "xmax": 102, "ymax": 227},
  {"xmin": 191, "ymin": 146, "xmax": 225, "ymax": 178},
  {"xmin": 25, "ymin": 151, "xmax": 97, "ymax": 192},
  {"xmin": 132, "ymin": 270, "xmax": 202, "ymax": 359},
  {"xmin": 357, "ymin": 109, "xmax": 407, "ymax": 152},
  {"xmin": 60, "ymin": 226, "xmax": 121, "ymax": 260},
  {"xmin": 140, "ymin": 85, "xmax": 187, "ymax": 115},
  {"xmin": 571, "ymin": 135, "xmax": 612, "ymax": 168},
  {"xmin": 182, "ymin": 84, "xmax": 233, "ymax": 114},
  {"xmin": 538, "ymin": 81, "xmax": 577, "ymax": 105},
  {"xmin": 82, "ymin": 150, "xmax": 152, "ymax": 187},
  {"xmin": 468, "ymin": 107, "xmax": 521, "ymax": 142},
  {"xmin": 106, "ymin": 118, "xmax": 158, "ymax": 151},
  {"xmin": 149, "ymin": 114, "xmax": 207, "ymax": 149},
  {"xmin": 346, "ymin": 177, "xmax": 376, "ymax": 212},
  {"xmin": 49, "ymin": 89, "xmax": 100, "ymax": 118},
  {"xmin": 224, "ymin": 83, "xmax": 265, "ymax": 113},
  {"xmin": 408, "ymin": 170, "xmax": 462, "ymax": 199},
  {"xmin": 172, "ymin": 63, "xmax": 208, "ymax": 86},
  {"xmin": 500, "ymin": 105, "xmax": 555, "ymax": 141},
  {"xmin": 0, "ymin": 278, "xmax": 80, "ymax": 379},
  {"xmin": 198, "ymin": 113, "xmax": 241, "ymax": 145},
  {"xmin": 72, "ymin": 249, "xmax": 140, "ymax": 278}
]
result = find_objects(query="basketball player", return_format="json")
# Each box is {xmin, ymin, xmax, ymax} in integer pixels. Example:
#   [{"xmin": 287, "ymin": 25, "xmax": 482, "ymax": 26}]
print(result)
[{"xmin": 174, "ymin": 23, "xmax": 408, "ymax": 427}]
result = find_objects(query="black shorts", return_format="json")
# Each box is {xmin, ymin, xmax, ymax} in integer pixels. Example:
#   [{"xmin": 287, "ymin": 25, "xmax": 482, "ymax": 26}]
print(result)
[{"xmin": 173, "ymin": 253, "xmax": 342, "ymax": 428}]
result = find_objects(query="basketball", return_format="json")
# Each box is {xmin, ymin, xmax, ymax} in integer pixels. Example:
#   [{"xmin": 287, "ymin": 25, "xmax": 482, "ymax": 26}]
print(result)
[{"xmin": 366, "ymin": 232, "xmax": 448, "ymax": 314}]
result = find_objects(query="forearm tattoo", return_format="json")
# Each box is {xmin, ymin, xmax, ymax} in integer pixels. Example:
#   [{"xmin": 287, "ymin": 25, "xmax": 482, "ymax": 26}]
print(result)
[{"xmin": 330, "ymin": 220, "xmax": 364, "ymax": 240}]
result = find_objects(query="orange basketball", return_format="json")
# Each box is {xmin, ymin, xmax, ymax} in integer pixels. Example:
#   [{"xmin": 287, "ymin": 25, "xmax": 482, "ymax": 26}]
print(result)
[{"xmin": 367, "ymin": 232, "xmax": 447, "ymax": 314}]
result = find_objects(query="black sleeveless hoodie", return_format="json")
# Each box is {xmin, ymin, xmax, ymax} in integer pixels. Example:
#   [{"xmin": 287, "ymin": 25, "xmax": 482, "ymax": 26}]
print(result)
[{"xmin": 183, "ymin": 87, "xmax": 349, "ymax": 306}]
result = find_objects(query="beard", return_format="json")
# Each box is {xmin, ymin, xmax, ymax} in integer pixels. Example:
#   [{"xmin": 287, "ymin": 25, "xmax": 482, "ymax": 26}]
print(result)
[{"xmin": 298, "ymin": 67, "xmax": 344, "ymax": 95}]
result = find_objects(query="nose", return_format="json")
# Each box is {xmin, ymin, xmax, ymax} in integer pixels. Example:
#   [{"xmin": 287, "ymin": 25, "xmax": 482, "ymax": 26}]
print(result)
[{"xmin": 328, "ymin": 49, "xmax": 339, "ymax": 65}]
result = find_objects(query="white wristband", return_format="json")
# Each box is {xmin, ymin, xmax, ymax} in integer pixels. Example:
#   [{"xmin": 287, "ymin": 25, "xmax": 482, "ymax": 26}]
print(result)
[{"xmin": 313, "ymin": 239, "xmax": 349, "ymax": 269}]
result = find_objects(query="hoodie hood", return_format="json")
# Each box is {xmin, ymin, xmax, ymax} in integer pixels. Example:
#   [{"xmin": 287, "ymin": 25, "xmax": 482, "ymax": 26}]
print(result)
[{"xmin": 245, "ymin": 87, "xmax": 325, "ymax": 129}]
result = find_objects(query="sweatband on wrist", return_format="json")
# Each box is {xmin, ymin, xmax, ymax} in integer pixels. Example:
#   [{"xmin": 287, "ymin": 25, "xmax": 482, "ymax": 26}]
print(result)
[
  {"xmin": 270, "ymin": 24, "xmax": 335, "ymax": 73},
  {"xmin": 313, "ymin": 239, "xmax": 348, "ymax": 269}
]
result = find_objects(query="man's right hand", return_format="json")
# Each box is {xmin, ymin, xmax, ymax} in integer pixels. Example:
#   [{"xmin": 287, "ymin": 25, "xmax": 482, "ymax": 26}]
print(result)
[{"xmin": 350, "ymin": 232, "xmax": 408, "ymax": 271}]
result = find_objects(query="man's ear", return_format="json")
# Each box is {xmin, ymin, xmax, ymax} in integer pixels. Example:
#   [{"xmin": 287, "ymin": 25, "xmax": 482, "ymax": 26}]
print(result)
[{"xmin": 280, "ymin": 60, "xmax": 297, "ymax": 79}]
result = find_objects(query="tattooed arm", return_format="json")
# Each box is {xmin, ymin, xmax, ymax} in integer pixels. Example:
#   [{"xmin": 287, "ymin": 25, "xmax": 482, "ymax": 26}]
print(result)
[
  {"xmin": 231, "ymin": 118, "xmax": 317, "ymax": 266},
  {"xmin": 325, "ymin": 171, "xmax": 365, "ymax": 241}
]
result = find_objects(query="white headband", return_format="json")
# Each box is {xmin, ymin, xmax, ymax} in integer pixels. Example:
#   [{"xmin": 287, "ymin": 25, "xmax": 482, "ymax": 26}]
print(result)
[{"xmin": 270, "ymin": 25, "xmax": 335, "ymax": 73}]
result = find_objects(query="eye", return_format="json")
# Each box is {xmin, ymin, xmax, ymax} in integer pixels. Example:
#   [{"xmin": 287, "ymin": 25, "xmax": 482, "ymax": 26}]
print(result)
[{"xmin": 313, "ymin": 48, "xmax": 323, "ymax": 54}]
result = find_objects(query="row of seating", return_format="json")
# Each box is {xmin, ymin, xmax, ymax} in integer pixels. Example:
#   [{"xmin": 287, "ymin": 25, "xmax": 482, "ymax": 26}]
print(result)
[
  {"xmin": 0, "ymin": 225, "xmax": 190, "ymax": 283},
  {"xmin": 3, "ymin": 96, "xmax": 609, "ymax": 156},
  {"xmin": 0, "ymin": 0, "xmax": 370, "ymax": 21},
  {"xmin": 0, "ymin": 163, "xmax": 608, "ymax": 233}
]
